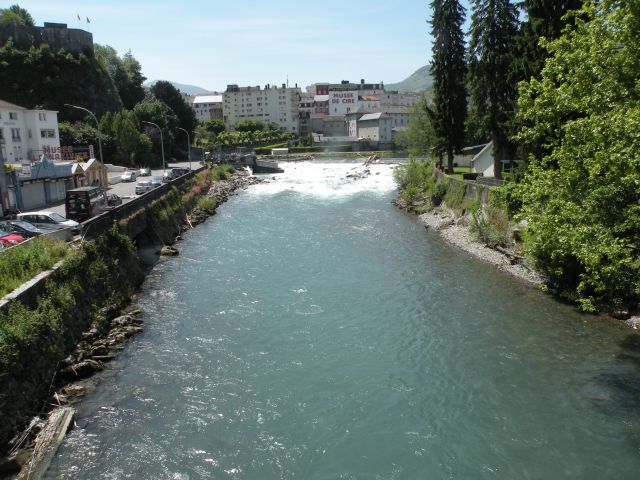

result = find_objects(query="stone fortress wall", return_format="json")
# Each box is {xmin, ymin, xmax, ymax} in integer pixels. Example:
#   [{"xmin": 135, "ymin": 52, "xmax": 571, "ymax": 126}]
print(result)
[{"xmin": 0, "ymin": 22, "xmax": 93, "ymax": 53}]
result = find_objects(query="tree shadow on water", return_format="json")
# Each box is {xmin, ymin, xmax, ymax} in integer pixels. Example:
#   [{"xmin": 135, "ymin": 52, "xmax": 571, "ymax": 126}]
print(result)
[{"xmin": 595, "ymin": 334, "xmax": 640, "ymax": 415}]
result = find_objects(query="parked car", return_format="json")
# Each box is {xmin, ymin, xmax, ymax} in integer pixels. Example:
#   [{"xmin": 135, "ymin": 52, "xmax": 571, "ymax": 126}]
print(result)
[
  {"xmin": 106, "ymin": 192, "xmax": 122, "ymax": 207},
  {"xmin": 172, "ymin": 167, "xmax": 190, "ymax": 177},
  {"xmin": 65, "ymin": 186, "xmax": 108, "ymax": 222},
  {"xmin": 121, "ymin": 170, "xmax": 138, "ymax": 182},
  {"xmin": 162, "ymin": 167, "xmax": 190, "ymax": 182},
  {"xmin": 139, "ymin": 168, "xmax": 151, "ymax": 176},
  {"xmin": 0, "ymin": 231, "xmax": 25, "ymax": 247},
  {"xmin": 150, "ymin": 176, "xmax": 163, "ymax": 188},
  {"xmin": 17, "ymin": 211, "xmax": 81, "ymax": 234},
  {"xmin": 135, "ymin": 180, "xmax": 153, "ymax": 195},
  {"xmin": 0, "ymin": 220, "xmax": 45, "ymax": 238}
]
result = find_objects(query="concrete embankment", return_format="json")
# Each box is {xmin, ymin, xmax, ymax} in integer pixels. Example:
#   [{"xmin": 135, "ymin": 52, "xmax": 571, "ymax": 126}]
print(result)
[{"xmin": 0, "ymin": 171, "xmax": 261, "ymax": 476}]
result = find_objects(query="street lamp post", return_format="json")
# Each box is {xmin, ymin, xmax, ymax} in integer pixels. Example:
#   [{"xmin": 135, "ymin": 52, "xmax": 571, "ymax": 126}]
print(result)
[
  {"xmin": 142, "ymin": 121, "xmax": 165, "ymax": 171},
  {"xmin": 177, "ymin": 127, "xmax": 191, "ymax": 171},
  {"xmin": 64, "ymin": 104, "xmax": 103, "ymax": 164}
]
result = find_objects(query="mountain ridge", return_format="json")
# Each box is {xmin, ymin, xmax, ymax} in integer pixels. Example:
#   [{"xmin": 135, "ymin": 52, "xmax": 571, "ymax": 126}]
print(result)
[{"xmin": 386, "ymin": 65, "xmax": 432, "ymax": 93}]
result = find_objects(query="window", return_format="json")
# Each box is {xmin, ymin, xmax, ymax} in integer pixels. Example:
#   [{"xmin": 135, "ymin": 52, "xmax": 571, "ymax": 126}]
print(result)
[
  {"xmin": 11, "ymin": 128, "xmax": 20, "ymax": 141},
  {"xmin": 38, "ymin": 112, "xmax": 47, "ymax": 121},
  {"xmin": 41, "ymin": 129, "xmax": 56, "ymax": 138},
  {"xmin": 0, "ymin": 129, "xmax": 3, "ymax": 143},
  {"xmin": 9, "ymin": 112, "xmax": 17, "ymax": 120}
]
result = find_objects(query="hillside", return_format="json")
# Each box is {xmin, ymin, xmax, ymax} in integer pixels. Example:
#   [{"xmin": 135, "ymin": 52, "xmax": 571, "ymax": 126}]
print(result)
[
  {"xmin": 144, "ymin": 80, "xmax": 211, "ymax": 95},
  {"xmin": 386, "ymin": 65, "xmax": 433, "ymax": 93}
]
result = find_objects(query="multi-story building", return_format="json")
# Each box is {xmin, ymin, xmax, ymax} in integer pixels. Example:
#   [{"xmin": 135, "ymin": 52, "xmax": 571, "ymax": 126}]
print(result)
[
  {"xmin": 0, "ymin": 99, "xmax": 60, "ymax": 164},
  {"xmin": 345, "ymin": 106, "xmax": 411, "ymax": 148},
  {"xmin": 191, "ymin": 94, "xmax": 223, "ymax": 122},
  {"xmin": 223, "ymin": 84, "xmax": 301, "ymax": 133}
]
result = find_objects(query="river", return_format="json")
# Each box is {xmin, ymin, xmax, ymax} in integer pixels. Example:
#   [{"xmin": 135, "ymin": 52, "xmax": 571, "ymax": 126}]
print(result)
[{"xmin": 49, "ymin": 160, "xmax": 640, "ymax": 479}]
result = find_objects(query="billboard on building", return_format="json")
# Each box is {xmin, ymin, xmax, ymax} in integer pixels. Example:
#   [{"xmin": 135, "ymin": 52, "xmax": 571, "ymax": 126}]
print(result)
[
  {"xmin": 41, "ymin": 145, "xmax": 93, "ymax": 161},
  {"xmin": 328, "ymin": 90, "xmax": 357, "ymax": 116}
]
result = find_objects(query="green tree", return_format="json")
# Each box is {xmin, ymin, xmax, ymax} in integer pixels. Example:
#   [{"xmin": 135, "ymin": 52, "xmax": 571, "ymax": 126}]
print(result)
[
  {"xmin": 429, "ymin": 0, "xmax": 467, "ymax": 173},
  {"xmin": 133, "ymin": 93, "xmax": 178, "ymax": 165},
  {"xmin": 94, "ymin": 45, "xmax": 146, "ymax": 110},
  {"xmin": 0, "ymin": 4, "xmax": 34, "ymax": 26},
  {"xmin": 468, "ymin": 0, "xmax": 520, "ymax": 179},
  {"xmin": 201, "ymin": 118, "xmax": 226, "ymax": 135},
  {"xmin": 150, "ymin": 81, "xmax": 197, "ymax": 136},
  {"xmin": 101, "ymin": 110, "xmax": 152, "ymax": 166},
  {"xmin": 235, "ymin": 119, "xmax": 268, "ymax": 132},
  {"xmin": 516, "ymin": 0, "xmax": 640, "ymax": 311},
  {"xmin": 58, "ymin": 121, "xmax": 115, "ymax": 160},
  {"xmin": 395, "ymin": 96, "xmax": 436, "ymax": 157},
  {"xmin": 513, "ymin": 0, "xmax": 583, "ymax": 84}
]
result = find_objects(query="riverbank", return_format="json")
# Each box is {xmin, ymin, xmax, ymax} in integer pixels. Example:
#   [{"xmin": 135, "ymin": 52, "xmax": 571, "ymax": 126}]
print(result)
[
  {"xmin": 417, "ymin": 208, "xmax": 544, "ymax": 286},
  {"xmin": 0, "ymin": 171, "xmax": 264, "ymax": 478},
  {"xmin": 413, "ymin": 206, "xmax": 640, "ymax": 329}
]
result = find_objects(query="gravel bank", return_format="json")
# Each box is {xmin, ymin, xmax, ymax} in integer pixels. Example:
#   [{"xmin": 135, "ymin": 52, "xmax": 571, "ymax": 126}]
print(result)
[{"xmin": 418, "ymin": 209, "xmax": 545, "ymax": 286}]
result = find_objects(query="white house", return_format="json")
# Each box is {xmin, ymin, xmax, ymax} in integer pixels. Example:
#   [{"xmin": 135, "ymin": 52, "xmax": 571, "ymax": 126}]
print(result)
[
  {"xmin": 470, "ymin": 142, "xmax": 495, "ymax": 177},
  {"xmin": 470, "ymin": 141, "xmax": 523, "ymax": 178},
  {"xmin": 191, "ymin": 94, "xmax": 223, "ymax": 122},
  {"xmin": 0, "ymin": 99, "xmax": 60, "ymax": 164}
]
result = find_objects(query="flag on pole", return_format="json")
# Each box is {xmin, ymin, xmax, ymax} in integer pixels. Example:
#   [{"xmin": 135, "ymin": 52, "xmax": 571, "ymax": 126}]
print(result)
[
  {"xmin": 86, "ymin": 17, "xmax": 90, "ymax": 24},
  {"xmin": 77, "ymin": 14, "xmax": 80, "ymax": 21}
]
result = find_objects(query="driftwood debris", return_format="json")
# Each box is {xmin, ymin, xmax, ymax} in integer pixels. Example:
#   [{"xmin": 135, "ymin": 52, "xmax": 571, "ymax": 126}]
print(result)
[{"xmin": 17, "ymin": 407, "xmax": 75, "ymax": 480}]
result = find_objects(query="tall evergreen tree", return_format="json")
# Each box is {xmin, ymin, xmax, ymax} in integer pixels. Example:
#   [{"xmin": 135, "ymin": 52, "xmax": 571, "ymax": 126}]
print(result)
[
  {"xmin": 429, "ymin": 0, "xmax": 467, "ymax": 173},
  {"xmin": 468, "ymin": 0, "xmax": 519, "ymax": 179},
  {"xmin": 514, "ymin": 0, "xmax": 583, "ymax": 84}
]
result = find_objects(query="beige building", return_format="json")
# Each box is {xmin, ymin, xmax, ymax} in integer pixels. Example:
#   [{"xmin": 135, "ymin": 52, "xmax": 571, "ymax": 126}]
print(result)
[{"xmin": 223, "ymin": 84, "xmax": 301, "ymax": 133}]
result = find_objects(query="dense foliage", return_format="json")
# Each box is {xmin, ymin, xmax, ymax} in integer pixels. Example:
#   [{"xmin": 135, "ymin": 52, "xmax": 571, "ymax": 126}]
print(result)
[
  {"xmin": 0, "ymin": 4, "xmax": 34, "ymax": 26},
  {"xmin": 394, "ymin": 97, "xmax": 435, "ymax": 157},
  {"xmin": 94, "ymin": 45, "xmax": 146, "ymax": 110},
  {"xmin": 0, "ymin": 41, "xmax": 122, "ymax": 116},
  {"xmin": 150, "ymin": 80, "xmax": 197, "ymax": 135},
  {"xmin": 515, "ymin": 0, "xmax": 640, "ymax": 311}
]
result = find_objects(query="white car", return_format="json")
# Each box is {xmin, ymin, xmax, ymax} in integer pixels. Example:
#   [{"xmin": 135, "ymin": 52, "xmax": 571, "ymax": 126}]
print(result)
[
  {"xmin": 121, "ymin": 170, "xmax": 138, "ymax": 182},
  {"xmin": 135, "ymin": 180, "xmax": 153, "ymax": 195},
  {"xmin": 17, "ymin": 211, "xmax": 81, "ymax": 234}
]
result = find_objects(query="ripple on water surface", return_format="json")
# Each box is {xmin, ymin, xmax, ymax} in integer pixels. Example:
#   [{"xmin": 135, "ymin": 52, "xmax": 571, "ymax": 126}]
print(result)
[{"xmin": 49, "ymin": 162, "xmax": 640, "ymax": 479}]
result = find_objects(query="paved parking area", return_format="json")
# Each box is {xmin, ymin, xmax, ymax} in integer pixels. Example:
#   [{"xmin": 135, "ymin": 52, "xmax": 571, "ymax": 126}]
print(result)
[{"xmin": 48, "ymin": 162, "xmax": 199, "ymax": 216}]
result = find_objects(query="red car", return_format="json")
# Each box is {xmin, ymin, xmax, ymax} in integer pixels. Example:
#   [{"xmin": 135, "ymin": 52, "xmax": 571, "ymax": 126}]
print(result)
[{"xmin": 0, "ymin": 232, "xmax": 25, "ymax": 247}]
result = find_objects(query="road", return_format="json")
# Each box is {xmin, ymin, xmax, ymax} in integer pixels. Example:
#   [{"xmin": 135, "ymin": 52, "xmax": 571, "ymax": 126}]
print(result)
[{"xmin": 49, "ymin": 161, "xmax": 199, "ymax": 217}]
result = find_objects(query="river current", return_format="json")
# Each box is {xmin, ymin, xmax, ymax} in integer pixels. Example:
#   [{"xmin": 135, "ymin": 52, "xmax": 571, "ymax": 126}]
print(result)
[{"xmin": 50, "ymin": 161, "xmax": 640, "ymax": 479}]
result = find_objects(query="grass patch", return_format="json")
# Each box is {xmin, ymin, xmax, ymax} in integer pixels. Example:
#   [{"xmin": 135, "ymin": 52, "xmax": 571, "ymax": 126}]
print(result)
[{"xmin": 0, "ymin": 238, "xmax": 69, "ymax": 298}]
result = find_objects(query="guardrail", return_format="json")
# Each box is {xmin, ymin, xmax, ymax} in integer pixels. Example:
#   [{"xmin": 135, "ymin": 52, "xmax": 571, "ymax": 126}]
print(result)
[{"xmin": 81, "ymin": 166, "xmax": 206, "ymax": 241}]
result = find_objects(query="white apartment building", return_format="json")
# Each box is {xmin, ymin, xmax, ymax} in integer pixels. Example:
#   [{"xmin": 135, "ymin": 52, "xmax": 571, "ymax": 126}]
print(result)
[
  {"xmin": 0, "ymin": 99, "xmax": 60, "ymax": 164},
  {"xmin": 223, "ymin": 84, "xmax": 301, "ymax": 133},
  {"xmin": 191, "ymin": 94, "xmax": 223, "ymax": 122}
]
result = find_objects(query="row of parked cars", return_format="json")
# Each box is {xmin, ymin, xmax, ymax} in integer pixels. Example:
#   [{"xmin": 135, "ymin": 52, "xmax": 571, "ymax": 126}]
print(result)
[{"xmin": 0, "ymin": 167, "xmax": 193, "ymax": 250}]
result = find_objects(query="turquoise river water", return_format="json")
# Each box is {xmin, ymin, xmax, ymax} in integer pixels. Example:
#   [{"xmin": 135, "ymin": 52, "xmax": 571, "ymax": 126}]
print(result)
[{"xmin": 49, "ymin": 161, "xmax": 640, "ymax": 479}]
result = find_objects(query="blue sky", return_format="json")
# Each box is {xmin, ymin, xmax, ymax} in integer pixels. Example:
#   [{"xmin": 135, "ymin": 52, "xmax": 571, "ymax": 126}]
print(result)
[{"xmin": 13, "ymin": 0, "xmax": 472, "ymax": 92}]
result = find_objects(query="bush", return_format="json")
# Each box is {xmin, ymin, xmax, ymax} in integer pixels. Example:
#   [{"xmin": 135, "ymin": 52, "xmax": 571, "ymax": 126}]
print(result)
[
  {"xmin": 443, "ymin": 179, "xmax": 467, "ymax": 211},
  {"xmin": 197, "ymin": 196, "xmax": 216, "ymax": 212},
  {"xmin": 469, "ymin": 201, "xmax": 511, "ymax": 248},
  {"xmin": 462, "ymin": 172, "xmax": 480, "ymax": 181}
]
